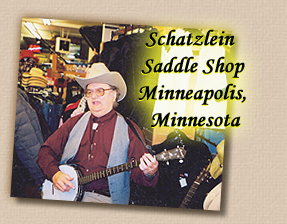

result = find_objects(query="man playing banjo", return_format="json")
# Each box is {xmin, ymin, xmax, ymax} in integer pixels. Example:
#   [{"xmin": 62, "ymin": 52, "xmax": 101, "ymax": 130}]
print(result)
[{"xmin": 37, "ymin": 62, "xmax": 159, "ymax": 204}]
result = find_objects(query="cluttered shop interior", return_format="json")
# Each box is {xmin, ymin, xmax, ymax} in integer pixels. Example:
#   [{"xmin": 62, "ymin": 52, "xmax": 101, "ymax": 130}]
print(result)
[{"xmin": 12, "ymin": 18, "xmax": 225, "ymax": 210}]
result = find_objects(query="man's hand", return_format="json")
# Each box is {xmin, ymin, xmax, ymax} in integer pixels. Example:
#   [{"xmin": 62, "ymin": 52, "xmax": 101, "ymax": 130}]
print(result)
[
  {"xmin": 52, "ymin": 171, "xmax": 75, "ymax": 192},
  {"xmin": 139, "ymin": 153, "xmax": 158, "ymax": 177}
]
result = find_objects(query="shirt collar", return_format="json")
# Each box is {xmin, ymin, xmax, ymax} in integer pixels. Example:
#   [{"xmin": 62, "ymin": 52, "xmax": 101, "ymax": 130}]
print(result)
[{"xmin": 91, "ymin": 109, "xmax": 116, "ymax": 123}]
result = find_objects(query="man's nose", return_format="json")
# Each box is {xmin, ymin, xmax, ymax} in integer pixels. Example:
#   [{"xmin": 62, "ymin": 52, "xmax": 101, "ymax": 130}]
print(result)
[
  {"xmin": 91, "ymin": 90, "xmax": 102, "ymax": 99},
  {"xmin": 91, "ymin": 91, "xmax": 99, "ymax": 98}
]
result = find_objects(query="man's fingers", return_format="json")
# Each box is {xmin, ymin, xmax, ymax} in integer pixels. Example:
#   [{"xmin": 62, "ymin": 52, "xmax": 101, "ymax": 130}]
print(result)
[
  {"xmin": 139, "ymin": 153, "xmax": 159, "ymax": 177},
  {"xmin": 55, "ymin": 182, "xmax": 66, "ymax": 192},
  {"xmin": 65, "ymin": 174, "xmax": 75, "ymax": 183},
  {"xmin": 141, "ymin": 153, "xmax": 158, "ymax": 167},
  {"xmin": 63, "ymin": 174, "xmax": 75, "ymax": 190},
  {"xmin": 53, "ymin": 171, "xmax": 75, "ymax": 192},
  {"xmin": 142, "ymin": 156, "xmax": 152, "ymax": 166},
  {"xmin": 139, "ymin": 157, "xmax": 147, "ymax": 170},
  {"xmin": 144, "ymin": 153, "xmax": 156, "ymax": 162},
  {"xmin": 56, "ymin": 180, "xmax": 74, "ymax": 192},
  {"xmin": 140, "ymin": 154, "xmax": 158, "ymax": 169}
]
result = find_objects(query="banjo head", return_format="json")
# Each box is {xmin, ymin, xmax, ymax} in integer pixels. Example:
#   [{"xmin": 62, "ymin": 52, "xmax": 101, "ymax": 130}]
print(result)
[{"xmin": 42, "ymin": 165, "xmax": 80, "ymax": 201}]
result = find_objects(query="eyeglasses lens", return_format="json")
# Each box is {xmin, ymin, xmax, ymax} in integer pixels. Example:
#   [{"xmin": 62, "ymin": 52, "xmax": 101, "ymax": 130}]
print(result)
[{"xmin": 86, "ymin": 88, "xmax": 110, "ymax": 97}]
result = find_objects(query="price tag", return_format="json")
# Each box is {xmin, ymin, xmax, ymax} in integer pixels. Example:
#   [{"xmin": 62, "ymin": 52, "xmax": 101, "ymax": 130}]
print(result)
[{"xmin": 179, "ymin": 177, "xmax": 188, "ymax": 188}]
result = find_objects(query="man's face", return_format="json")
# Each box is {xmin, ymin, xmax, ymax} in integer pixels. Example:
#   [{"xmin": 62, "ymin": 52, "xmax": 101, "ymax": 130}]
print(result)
[{"xmin": 86, "ymin": 83, "xmax": 117, "ymax": 118}]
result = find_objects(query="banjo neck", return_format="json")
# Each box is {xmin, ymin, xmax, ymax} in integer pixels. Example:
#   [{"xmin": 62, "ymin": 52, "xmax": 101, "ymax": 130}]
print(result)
[
  {"xmin": 78, "ymin": 146, "xmax": 186, "ymax": 185},
  {"xmin": 78, "ymin": 159, "xmax": 141, "ymax": 185}
]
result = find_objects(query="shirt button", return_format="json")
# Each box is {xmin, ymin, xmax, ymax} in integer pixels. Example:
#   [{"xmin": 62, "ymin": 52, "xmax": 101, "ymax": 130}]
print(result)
[
  {"xmin": 94, "ymin": 143, "xmax": 96, "ymax": 146},
  {"xmin": 91, "ymin": 156, "xmax": 94, "ymax": 159},
  {"xmin": 86, "ymin": 169, "xmax": 89, "ymax": 172}
]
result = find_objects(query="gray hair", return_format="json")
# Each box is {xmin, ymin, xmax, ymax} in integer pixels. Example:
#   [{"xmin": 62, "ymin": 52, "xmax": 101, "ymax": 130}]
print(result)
[{"xmin": 109, "ymin": 85, "xmax": 120, "ymax": 108}]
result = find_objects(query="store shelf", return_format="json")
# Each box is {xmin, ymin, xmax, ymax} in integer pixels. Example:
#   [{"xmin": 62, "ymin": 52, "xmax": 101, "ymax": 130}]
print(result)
[
  {"xmin": 63, "ymin": 71, "xmax": 86, "ymax": 78},
  {"xmin": 51, "ymin": 53, "xmax": 86, "ymax": 79}
]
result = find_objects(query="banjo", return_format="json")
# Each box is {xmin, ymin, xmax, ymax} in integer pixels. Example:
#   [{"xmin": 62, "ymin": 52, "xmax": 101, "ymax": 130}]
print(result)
[{"xmin": 42, "ymin": 146, "xmax": 186, "ymax": 201}]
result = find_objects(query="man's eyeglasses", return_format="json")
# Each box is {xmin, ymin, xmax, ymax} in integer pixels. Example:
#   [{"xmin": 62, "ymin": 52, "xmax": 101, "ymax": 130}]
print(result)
[{"xmin": 84, "ymin": 88, "xmax": 114, "ymax": 98}]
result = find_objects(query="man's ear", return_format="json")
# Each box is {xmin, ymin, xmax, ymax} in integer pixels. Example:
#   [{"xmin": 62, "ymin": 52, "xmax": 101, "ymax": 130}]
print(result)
[{"xmin": 113, "ymin": 90, "xmax": 117, "ymax": 102}]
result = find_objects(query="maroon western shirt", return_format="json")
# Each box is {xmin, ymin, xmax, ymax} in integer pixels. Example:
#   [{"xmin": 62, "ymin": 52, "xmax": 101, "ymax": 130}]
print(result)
[{"xmin": 37, "ymin": 109, "xmax": 158, "ymax": 195}]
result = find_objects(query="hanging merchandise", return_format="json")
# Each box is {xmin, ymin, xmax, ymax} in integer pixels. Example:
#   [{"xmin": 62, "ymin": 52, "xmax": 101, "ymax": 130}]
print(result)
[
  {"xmin": 54, "ymin": 74, "xmax": 67, "ymax": 97},
  {"xmin": 62, "ymin": 98, "xmax": 81, "ymax": 122},
  {"xmin": 65, "ymin": 79, "xmax": 83, "ymax": 105},
  {"xmin": 28, "ymin": 88, "xmax": 63, "ymax": 134},
  {"xmin": 59, "ymin": 78, "xmax": 84, "ymax": 123}
]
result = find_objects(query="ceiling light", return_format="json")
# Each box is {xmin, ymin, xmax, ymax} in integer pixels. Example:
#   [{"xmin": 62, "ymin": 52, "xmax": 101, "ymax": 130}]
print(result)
[
  {"xmin": 43, "ymin": 19, "xmax": 51, "ymax": 26},
  {"xmin": 24, "ymin": 22, "xmax": 42, "ymax": 39}
]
